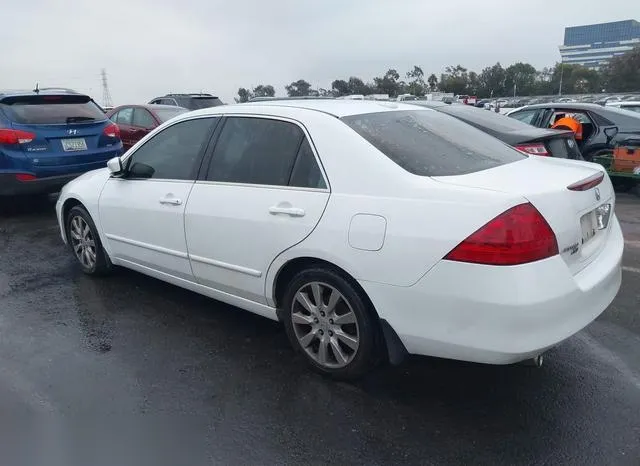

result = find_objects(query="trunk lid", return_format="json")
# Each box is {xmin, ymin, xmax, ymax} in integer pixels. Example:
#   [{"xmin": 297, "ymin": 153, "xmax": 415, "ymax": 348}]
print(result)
[{"xmin": 433, "ymin": 156, "xmax": 615, "ymax": 274}]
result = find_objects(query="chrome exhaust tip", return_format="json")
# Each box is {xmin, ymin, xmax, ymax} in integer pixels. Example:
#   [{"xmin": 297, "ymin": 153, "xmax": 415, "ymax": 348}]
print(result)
[{"xmin": 519, "ymin": 354, "xmax": 544, "ymax": 367}]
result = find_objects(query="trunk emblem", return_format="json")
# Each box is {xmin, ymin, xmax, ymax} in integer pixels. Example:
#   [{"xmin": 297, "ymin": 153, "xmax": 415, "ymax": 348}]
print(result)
[
  {"xmin": 67, "ymin": 129, "xmax": 78, "ymax": 135},
  {"xmin": 595, "ymin": 187, "xmax": 601, "ymax": 201}
]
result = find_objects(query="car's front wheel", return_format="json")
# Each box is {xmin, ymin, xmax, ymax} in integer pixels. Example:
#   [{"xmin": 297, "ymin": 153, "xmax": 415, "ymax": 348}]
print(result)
[
  {"xmin": 282, "ymin": 267, "xmax": 379, "ymax": 380},
  {"xmin": 66, "ymin": 205, "xmax": 111, "ymax": 275}
]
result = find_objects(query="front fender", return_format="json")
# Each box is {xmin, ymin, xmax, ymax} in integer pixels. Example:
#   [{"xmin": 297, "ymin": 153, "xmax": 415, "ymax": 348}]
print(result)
[{"xmin": 56, "ymin": 168, "xmax": 111, "ymax": 248}]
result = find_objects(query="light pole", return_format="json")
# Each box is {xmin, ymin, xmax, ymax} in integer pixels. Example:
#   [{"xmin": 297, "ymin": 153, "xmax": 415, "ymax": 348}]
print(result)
[{"xmin": 558, "ymin": 62, "xmax": 564, "ymax": 96}]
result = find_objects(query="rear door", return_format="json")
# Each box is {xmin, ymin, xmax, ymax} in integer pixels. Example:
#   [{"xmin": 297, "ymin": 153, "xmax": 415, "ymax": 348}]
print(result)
[
  {"xmin": 185, "ymin": 116, "xmax": 330, "ymax": 304},
  {"xmin": 0, "ymin": 94, "xmax": 118, "ymax": 177},
  {"xmin": 111, "ymin": 107, "xmax": 135, "ymax": 150},
  {"xmin": 129, "ymin": 107, "xmax": 158, "ymax": 145}
]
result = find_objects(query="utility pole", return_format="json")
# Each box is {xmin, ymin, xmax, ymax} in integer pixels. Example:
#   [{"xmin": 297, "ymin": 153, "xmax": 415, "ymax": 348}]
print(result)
[{"xmin": 101, "ymin": 69, "xmax": 113, "ymax": 108}]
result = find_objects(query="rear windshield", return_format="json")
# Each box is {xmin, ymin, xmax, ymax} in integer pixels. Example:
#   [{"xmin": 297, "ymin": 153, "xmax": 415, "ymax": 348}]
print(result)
[
  {"xmin": 342, "ymin": 110, "xmax": 526, "ymax": 176},
  {"xmin": 436, "ymin": 104, "xmax": 532, "ymax": 132},
  {"xmin": 0, "ymin": 95, "xmax": 106, "ymax": 125},
  {"xmin": 188, "ymin": 97, "xmax": 223, "ymax": 109},
  {"xmin": 154, "ymin": 107, "xmax": 189, "ymax": 122}
]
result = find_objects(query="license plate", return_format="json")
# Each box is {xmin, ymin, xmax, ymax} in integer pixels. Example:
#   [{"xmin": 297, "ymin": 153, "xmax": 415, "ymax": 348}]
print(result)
[
  {"xmin": 61, "ymin": 138, "xmax": 87, "ymax": 152},
  {"xmin": 580, "ymin": 211, "xmax": 597, "ymax": 244}
]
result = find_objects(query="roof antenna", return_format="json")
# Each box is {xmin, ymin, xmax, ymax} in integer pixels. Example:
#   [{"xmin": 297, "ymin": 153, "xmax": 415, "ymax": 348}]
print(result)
[{"xmin": 33, "ymin": 83, "xmax": 40, "ymax": 94}]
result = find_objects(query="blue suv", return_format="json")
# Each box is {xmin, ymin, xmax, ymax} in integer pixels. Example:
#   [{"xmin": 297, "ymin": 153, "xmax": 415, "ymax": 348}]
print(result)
[{"xmin": 0, "ymin": 88, "xmax": 123, "ymax": 197}]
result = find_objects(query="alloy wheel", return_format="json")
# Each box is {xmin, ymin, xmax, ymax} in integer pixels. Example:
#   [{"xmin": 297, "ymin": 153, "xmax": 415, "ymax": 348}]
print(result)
[
  {"xmin": 291, "ymin": 281, "xmax": 360, "ymax": 369},
  {"xmin": 69, "ymin": 215, "xmax": 97, "ymax": 269}
]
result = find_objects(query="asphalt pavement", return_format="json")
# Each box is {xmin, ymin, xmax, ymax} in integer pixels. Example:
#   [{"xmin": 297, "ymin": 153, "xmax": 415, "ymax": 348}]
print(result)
[{"xmin": 0, "ymin": 194, "xmax": 639, "ymax": 465}]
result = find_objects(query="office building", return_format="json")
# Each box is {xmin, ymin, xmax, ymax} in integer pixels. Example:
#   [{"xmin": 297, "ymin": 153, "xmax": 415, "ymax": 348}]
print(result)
[{"xmin": 559, "ymin": 19, "xmax": 640, "ymax": 69}]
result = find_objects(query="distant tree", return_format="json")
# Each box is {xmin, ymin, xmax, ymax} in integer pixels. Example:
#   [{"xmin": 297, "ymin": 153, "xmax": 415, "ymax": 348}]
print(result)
[
  {"xmin": 285, "ymin": 79, "xmax": 312, "ymax": 97},
  {"xmin": 331, "ymin": 79, "xmax": 350, "ymax": 96},
  {"xmin": 604, "ymin": 46, "xmax": 640, "ymax": 92},
  {"xmin": 373, "ymin": 69, "xmax": 402, "ymax": 97},
  {"xmin": 439, "ymin": 65, "xmax": 469, "ymax": 95},
  {"xmin": 347, "ymin": 76, "xmax": 373, "ymax": 95},
  {"xmin": 405, "ymin": 65, "xmax": 426, "ymax": 96},
  {"xmin": 504, "ymin": 62, "xmax": 537, "ymax": 96},
  {"xmin": 478, "ymin": 62, "xmax": 506, "ymax": 97},
  {"xmin": 467, "ymin": 71, "xmax": 480, "ymax": 95},
  {"xmin": 427, "ymin": 73, "xmax": 438, "ymax": 91},
  {"xmin": 252, "ymin": 84, "xmax": 275, "ymax": 98},
  {"xmin": 236, "ymin": 87, "xmax": 252, "ymax": 103}
]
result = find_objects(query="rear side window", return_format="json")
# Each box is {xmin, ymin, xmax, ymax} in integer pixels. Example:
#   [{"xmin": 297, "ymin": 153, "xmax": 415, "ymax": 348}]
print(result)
[
  {"xmin": 290, "ymin": 139, "xmax": 327, "ymax": 189},
  {"xmin": 509, "ymin": 110, "xmax": 538, "ymax": 125},
  {"xmin": 206, "ymin": 117, "xmax": 304, "ymax": 186},
  {"xmin": 342, "ymin": 110, "xmax": 525, "ymax": 176},
  {"xmin": 113, "ymin": 108, "xmax": 133, "ymax": 125},
  {"xmin": 0, "ymin": 95, "xmax": 106, "ymax": 125}
]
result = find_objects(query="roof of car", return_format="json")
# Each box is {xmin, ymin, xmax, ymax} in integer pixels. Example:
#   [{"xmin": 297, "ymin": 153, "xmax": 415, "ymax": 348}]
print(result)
[
  {"xmin": 513, "ymin": 102, "xmax": 610, "ymax": 111},
  {"xmin": 189, "ymin": 99, "xmax": 432, "ymax": 118},
  {"xmin": 0, "ymin": 88, "xmax": 84, "ymax": 98}
]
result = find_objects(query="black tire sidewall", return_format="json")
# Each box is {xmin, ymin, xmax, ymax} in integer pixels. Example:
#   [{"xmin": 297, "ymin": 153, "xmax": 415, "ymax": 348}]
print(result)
[
  {"xmin": 66, "ymin": 205, "xmax": 109, "ymax": 275},
  {"xmin": 282, "ymin": 267, "xmax": 378, "ymax": 380}
]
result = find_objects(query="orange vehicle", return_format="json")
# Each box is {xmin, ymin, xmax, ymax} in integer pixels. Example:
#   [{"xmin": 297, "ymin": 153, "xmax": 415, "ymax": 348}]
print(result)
[{"xmin": 612, "ymin": 144, "xmax": 640, "ymax": 173}]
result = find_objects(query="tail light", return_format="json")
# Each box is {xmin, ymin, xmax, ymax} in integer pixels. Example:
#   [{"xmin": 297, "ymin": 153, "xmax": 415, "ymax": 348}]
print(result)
[
  {"xmin": 567, "ymin": 172, "xmax": 604, "ymax": 191},
  {"xmin": 444, "ymin": 203, "xmax": 559, "ymax": 266},
  {"xmin": 514, "ymin": 143, "xmax": 549, "ymax": 156},
  {"xmin": 0, "ymin": 129, "xmax": 36, "ymax": 144},
  {"xmin": 15, "ymin": 173, "xmax": 36, "ymax": 182},
  {"xmin": 103, "ymin": 123, "xmax": 120, "ymax": 139}
]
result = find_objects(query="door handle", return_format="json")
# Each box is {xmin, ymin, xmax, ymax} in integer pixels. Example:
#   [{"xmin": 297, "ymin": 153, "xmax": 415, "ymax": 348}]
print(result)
[
  {"xmin": 159, "ymin": 198, "xmax": 182, "ymax": 206},
  {"xmin": 269, "ymin": 206, "xmax": 305, "ymax": 217}
]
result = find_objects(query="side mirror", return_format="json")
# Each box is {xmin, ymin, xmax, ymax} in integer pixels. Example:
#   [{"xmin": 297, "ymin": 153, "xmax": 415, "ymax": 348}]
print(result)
[
  {"xmin": 107, "ymin": 157, "xmax": 124, "ymax": 176},
  {"xmin": 604, "ymin": 127, "xmax": 618, "ymax": 142}
]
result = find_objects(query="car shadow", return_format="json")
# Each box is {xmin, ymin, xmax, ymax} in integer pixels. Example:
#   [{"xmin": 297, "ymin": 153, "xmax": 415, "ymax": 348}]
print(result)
[{"xmin": 0, "ymin": 194, "xmax": 57, "ymax": 218}]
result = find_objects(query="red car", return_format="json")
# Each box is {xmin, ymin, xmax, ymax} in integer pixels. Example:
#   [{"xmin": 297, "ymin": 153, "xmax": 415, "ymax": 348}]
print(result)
[{"xmin": 107, "ymin": 104, "xmax": 188, "ymax": 150}]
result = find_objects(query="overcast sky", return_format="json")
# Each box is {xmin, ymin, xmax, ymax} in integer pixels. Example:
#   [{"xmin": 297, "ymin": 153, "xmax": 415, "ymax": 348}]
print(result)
[{"xmin": 1, "ymin": 0, "xmax": 637, "ymax": 105}]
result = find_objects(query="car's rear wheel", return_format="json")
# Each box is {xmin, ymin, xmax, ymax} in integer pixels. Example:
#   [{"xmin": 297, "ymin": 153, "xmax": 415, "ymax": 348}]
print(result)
[
  {"xmin": 282, "ymin": 267, "xmax": 378, "ymax": 380},
  {"xmin": 66, "ymin": 205, "xmax": 111, "ymax": 275}
]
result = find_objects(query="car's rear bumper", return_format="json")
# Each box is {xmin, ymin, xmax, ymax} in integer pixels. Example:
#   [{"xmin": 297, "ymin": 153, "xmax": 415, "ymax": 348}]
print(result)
[
  {"xmin": 360, "ymin": 215, "xmax": 624, "ymax": 365},
  {"xmin": 0, "ymin": 172, "xmax": 82, "ymax": 197}
]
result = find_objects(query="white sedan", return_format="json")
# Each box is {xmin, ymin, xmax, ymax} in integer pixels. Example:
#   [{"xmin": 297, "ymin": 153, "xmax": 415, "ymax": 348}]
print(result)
[{"xmin": 55, "ymin": 100, "xmax": 623, "ymax": 379}]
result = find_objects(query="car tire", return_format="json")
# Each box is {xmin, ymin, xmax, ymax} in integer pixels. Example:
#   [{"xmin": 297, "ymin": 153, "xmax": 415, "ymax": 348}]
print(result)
[
  {"xmin": 66, "ymin": 205, "xmax": 112, "ymax": 276},
  {"xmin": 282, "ymin": 267, "xmax": 379, "ymax": 380}
]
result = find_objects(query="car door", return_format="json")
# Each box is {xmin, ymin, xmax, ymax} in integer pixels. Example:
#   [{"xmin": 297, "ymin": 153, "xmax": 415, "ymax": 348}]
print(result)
[
  {"xmin": 112, "ymin": 107, "xmax": 135, "ymax": 150},
  {"xmin": 129, "ymin": 107, "xmax": 158, "ymax": 145},
  {"xmin": 99, "ymin": 116, "xmax": 219, "ymax": 281},
  {"xmin": 184, "ymin": 116, "xmax": 330, "ymax": 304}
]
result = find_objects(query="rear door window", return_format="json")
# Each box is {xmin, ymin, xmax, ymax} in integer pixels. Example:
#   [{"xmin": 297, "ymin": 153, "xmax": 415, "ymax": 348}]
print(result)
[
  {"xmin": 508, "ymin": 109, "xmax": 539, "ymax": 125},
  {"xmin": 133, "ymin": 108, "xmax": 157, "ymax": 129},
  {"xmin": 342, "ymin": 110, "xmax": 525, "ymax": 176},
  {"xmin": 114, "ymin": 108, "xmax": 133, "ymax": 125},
  {"xmin": 0, "ymin": 95, "xmax": 106, "ymax": 125},
  {"xmin": 206, "ymin": 117, "xmax": 305, "ymax": 186}
]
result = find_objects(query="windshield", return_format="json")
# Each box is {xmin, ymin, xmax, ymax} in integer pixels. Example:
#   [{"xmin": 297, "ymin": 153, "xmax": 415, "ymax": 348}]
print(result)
[
  {"xmin": 342, "ymin": 110, "xmax": 525, "ymax": 176},
  {"xmin": 0, "ymin": 95, "xmax": 106, "ymax": 125},
  {"xmin": 154, "ymin": 107, "xmax": 189, "ymax": 122}
]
